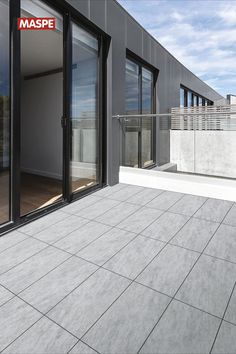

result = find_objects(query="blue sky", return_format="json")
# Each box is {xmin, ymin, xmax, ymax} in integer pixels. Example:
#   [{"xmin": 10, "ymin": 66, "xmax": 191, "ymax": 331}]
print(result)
[{"xmin": 117, "ymin": 0, "xmax": 236, "ymax": 97}]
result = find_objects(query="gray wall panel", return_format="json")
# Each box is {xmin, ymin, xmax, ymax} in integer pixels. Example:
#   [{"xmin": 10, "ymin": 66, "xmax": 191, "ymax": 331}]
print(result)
[
  {"xmin": 126, "ymin": 16, "xmax": 143, "ymax": 58},
  {"xmin": 142, "ymin": 31, "xmax": 151, "ymax": 63},
  {"xmin": 67, "ymin": 0, "xmax": 89, "ymax": 18},
  {"xmin": 90, "ymin": 0, "xmax": 106, "ymax": 31},
  {"xmin": 106, "ymin": 0, "xmax": 126, "ymax": 184}
]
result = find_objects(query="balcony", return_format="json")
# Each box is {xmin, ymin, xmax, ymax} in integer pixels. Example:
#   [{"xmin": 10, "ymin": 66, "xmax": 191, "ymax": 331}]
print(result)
[
  {"xmin": 0, "ymin": 183, "xmax": 236, "ymax": 353},
  {"xmin": 117, "ymin": 105, "xmax": 236, "ymax": 201}
]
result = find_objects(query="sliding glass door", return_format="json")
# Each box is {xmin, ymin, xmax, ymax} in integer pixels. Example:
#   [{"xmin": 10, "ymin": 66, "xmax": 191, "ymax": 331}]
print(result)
[
  {"xmin": 70, "ymin": 23, "xmax": 100, "ymax": 195},
  {"xmin": 0, "ymin": 0, "xmax": 10, "ymax": 225},
  {"xmin": 124, "ymin": 57, "xmax": 155, "ymax": 168},
  {"xmin": 0, "ymin": 0, "xmax": 105, "ymax": 234}
]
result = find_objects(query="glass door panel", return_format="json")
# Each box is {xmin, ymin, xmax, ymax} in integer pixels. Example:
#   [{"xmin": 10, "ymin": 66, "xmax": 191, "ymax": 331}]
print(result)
[
  {"xmin": 0, "ymin": 0, "xmax": 10, "ymax": 225},
  {"xmin": 141, "ymin": 67, "xmax": 154, "ymax": 168},
  {"xmin": 71, "ymin": 23, "xmax": 99, "ymax": 194},
  {"xmin": 124, "ymin": 58, "xmax": 154, "ymax": 168},
  {"xmin": 20, "ymin": 0, "xmax": 63, "ymax": 216},
  {"xmin": 124, "ymin": 59, "xmax": 140, "ymax": 167}
]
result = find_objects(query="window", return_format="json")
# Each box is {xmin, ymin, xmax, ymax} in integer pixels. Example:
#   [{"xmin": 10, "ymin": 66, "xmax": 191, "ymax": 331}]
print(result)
[
  {"xmin": 124, "ymin": 57, "xmax": 155, "ymax": 168},
  {"xmin": 0, "ymin": 0, "xmax": 10, "ymax": 225},
  {"xmin": 71, "ymin": 23, "xmax": 100, "ymax": 193},
  {"xmin": 180, "ymin": 86, "xmax": 213, "ymax": 108},
  {"xmin": 193, "ymin": 94, "xmax": 198, "ymax": 107},
  {"xmin": 187, "ymin": 91, "xmax": 192, "ymax": 107},
  {"xmin": 180, "ymin": 87, "xmax": 185, "ymax": 108}
]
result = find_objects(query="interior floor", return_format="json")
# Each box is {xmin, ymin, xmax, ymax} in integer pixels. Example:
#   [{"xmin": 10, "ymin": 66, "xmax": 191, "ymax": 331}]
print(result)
[
  {"xmin": 0, "ymin": 171, "xmax": 10, "ymax": 223},
  {"xmin": 20, "ymin": 173, "xmax": 97, "ymax": 216},
  {"xmin": 20, "ymin": 173, "xmax": 62, "ymax": 216}
]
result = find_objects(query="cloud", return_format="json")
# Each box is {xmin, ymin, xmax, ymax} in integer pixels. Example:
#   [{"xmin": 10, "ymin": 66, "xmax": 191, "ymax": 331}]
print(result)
[{"xmin": 117, "ymin": 0, "xmax": 236, "ymax": 97}]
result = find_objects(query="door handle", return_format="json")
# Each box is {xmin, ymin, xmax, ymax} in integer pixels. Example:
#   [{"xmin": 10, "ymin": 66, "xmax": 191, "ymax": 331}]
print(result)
[{"xmin": 61, "ymin": 116, "xmax": 67, "ymax": 128}]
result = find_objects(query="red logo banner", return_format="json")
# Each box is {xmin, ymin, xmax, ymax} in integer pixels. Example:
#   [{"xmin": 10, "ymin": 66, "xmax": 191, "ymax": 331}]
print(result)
[{"xmin": 17, "ymin": 18, "xmax": 56, "ymax": 30}]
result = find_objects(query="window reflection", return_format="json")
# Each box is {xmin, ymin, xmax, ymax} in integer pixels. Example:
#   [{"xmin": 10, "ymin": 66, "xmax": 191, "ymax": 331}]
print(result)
[
  {"xmin": 142, "ymin": 67, "xmax": 154, "ymax": 167},
  {"xmin": 124, "ymin": 58, "xmax": 154, "ymax": 168},
  {"xmin": 180, "ymin": 86, "xmax": 213, "ymax": 108},
  {"xmin": 124, "ymin": 59, "xmax": 140, "ymax": 167},
  {"xmin": 0, "ymin": 0, "xmax": 10, "ymax": 225},
  {"xmin": 180, "ymin": 88, "xmax": 185, "ymax": 108},
  {"xmin": 71, "ymin": 23, "xmax": 99, "ymax": 193}
]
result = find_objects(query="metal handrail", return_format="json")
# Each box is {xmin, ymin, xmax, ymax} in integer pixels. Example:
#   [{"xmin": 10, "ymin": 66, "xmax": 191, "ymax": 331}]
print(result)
[{"xmin": 113, "ymin": 112, "xmax": 236, "ymax": 119}]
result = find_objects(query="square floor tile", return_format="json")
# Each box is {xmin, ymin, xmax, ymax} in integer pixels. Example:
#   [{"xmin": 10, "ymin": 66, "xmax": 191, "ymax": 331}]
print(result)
[
  {"xmin": 96, "ymin": 202, "xmax": 140, "ymax": 227},
  {"xmin": 141, "ymin": 212, "xmax": 189, "ymax": 242},
  {"xmin": 48, "ymin": 269, "xmax": 130, "ymax": 338},
  {"xmin": 62, "ymin": 195, "xmax": 102, "ymax": 215},
  {"xmin": 212, "ymin": 321, "xmax": 236, "ymax": 354},
  {"xmin": 126, "ymin": 188, "xmax": 164, "ymax": 206},
  {"xmin": 0, "ymin": 246, "xmax": 69, "ymax": 294},
  {"xmin": 54, "ymin": 221, "xmax": 111, "ymax": 254},
  {"xmin": 0, "ymin": 231, "xmax": 28, "ymax": 254},
  {"xmin": 171, "ymin": 218, "xmax": 219, "ymax": 252},
  {"xmin": 140, "ymin": 300, "xmax": 220, "ymax": 354},
  {"xmin": 117, "ymin": 207, "xmax": 163, "ymax": 234},
  {"xmin": 137, "ymin": 244, "xmax": 199, "ymax": 296},
  {"xmin": 3, "ymin": 317, "xmax": 77, "ymax": 354},
  {"xmin": 93, "ymin": 184, "xmax": 127, "ymax": 198},
  {"xmin": 0, "ymin": 286, "xmax": 14, "ymax": 307},
  {"xmin": 204, "ymin": 224, "xmax": 236, "ymax": 263},
  {"xmin": 77, "ymin": 228, "xmax": 136, "ymax": 266},
  {"xmin": 176, "ymin": 255, "xmax": 236, "ymax": 317},
  {"xmin": 69, "ymin": 341, "xmax": 97, "ymax": 354},
  {"xmin": 0, "ymin": 297, "xmax": 41, "ymax": 351},
  {"xmin": 76, "ymin": 198, "xmax": 121, "ymax": 220},
  {"xmin": 106, "ymin": 185, "xmax": 144, "ymax": 202},
  {"xmin": 20, "ymin": 257, "xmax": 97, "ymax": 313},
  {"xmin": 0, "ymin": 238, "xmax": 47, "ymax": 275},
  {"xmin": 169, "ymin": 194, "xmax": 207, "ymax": 216},
  {"xmin": 224, "ymin": 286, "xmax": 236, "ymax": 325},
  {"xmin": 223, "ymin": 203, "xmax": 236, "ymax": 227},
  {"xmin": 19, "ymin": 210, "xmax": 68, "ymax": 236},
  {"xmin": 83, "ymin": 283, "xmax": 170, "ymax": 354},
  {"xmin": 194, "ymin": 198, "xmax": 233, "ymax": 223},
  {"xmin": 146, "ymin": 191, "xmax": 184, "ymax": 211},
  {"xmin": 34, "ymin": 215, "xmax": 88, "ymax": 244},
  {"xmin": 104, "ymin": 236, "xmax": 165, "ymax": 279}
]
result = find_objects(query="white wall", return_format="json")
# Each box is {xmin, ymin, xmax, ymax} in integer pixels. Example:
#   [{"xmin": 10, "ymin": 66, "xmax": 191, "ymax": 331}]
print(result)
[
  {"xmin": 21, "ymin": 72, "xmax": 63, "ymax": 179},
  {"xmin": 170, "ymin": 130, "xmax": 236, "ymax": 178}
]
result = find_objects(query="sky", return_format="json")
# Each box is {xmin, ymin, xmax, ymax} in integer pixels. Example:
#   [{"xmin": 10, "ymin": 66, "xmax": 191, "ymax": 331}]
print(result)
[{"xmin": 117, "ymin": 0, "xmax": 236, "ymax": 97}]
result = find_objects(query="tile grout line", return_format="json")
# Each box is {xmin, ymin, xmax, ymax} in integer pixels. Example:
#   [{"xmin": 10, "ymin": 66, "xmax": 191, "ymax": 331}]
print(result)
[
  {"xmin": 0, "ymin": 234, "xmax": 31, "ymax": 256},
  {"xmin": 0, "ymin": 242, "xmax": 52, "ymax": 277},
  {"xmin": 17, "ymin": 211, "xmax": 72, "ymax": 237},
  {"xmin": 67, "ymin": 339, "xmax": 100, "ymax": 354},
  {"xmin": 8, "ymin": 190, "xmax": 187, "ymax": 348},
  {"xmin": 79, "ymin": 194, "xmax": 197, "ymax": 345},
  {"xmin": 1, "ymin": 188, "xmax": 234, "ymax": 352},
  {"xmin": 22, "ymin": 216, "xmax": 92, "ymax": 247},
  {"xmin": 0, "ymin": 314, "xmax": 45, "ymax": 354},
  {"xmin": 209, "ymin": 280, "xmax": 236, "ymax": 354},
  {"xmin": 137, "ymin": 196, "xmax": 229, "ymax": 353}
]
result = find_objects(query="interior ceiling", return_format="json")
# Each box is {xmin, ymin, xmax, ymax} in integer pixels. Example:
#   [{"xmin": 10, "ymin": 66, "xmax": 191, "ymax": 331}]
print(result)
[
  {"xmin": 21, "ymin": 30, "xmax": 92, "ymax": 77},
  {"xmin": 21, "ymin": 30, "xmax": 63, "ymax": 77}
]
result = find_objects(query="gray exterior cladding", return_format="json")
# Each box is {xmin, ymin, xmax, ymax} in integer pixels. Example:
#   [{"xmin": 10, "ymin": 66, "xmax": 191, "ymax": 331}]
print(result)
[{"xmin": 67, "ymin": 0, "xmax": 224, "ymax": 185}]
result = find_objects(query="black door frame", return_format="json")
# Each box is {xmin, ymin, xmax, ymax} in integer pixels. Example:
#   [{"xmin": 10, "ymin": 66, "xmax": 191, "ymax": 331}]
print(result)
[
  {"xmin": 0, "ymin": 0, "xmax": 110, "ymax": 236},
  {"xmin": 124, "ymin": 50, "xmax": 158, "ymax": 169}
]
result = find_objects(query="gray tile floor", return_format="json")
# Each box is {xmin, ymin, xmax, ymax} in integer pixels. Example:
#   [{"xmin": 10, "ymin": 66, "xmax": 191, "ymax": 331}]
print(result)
[{"xmin": 0, "ymin": 183, "xmax": 236, "ymax": 354}]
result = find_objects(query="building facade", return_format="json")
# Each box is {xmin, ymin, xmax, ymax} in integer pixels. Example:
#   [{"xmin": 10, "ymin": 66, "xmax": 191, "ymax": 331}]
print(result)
[{"xmin": 0, "ymin": 0, "xmax": 224, "ymax": 234}]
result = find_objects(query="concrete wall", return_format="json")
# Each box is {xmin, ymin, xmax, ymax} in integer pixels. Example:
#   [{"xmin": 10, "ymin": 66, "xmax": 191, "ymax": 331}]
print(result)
[
  {"xmin": 67, "ymin": 0, "xmax": 224, "ymax": 184},
  {"xmin": 170, "ymin": 130, "xmax": 236, "ymax": 178},
  {"xmin": 21, "ymin": 72, "xmax": 63, "ymax": 179}
]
